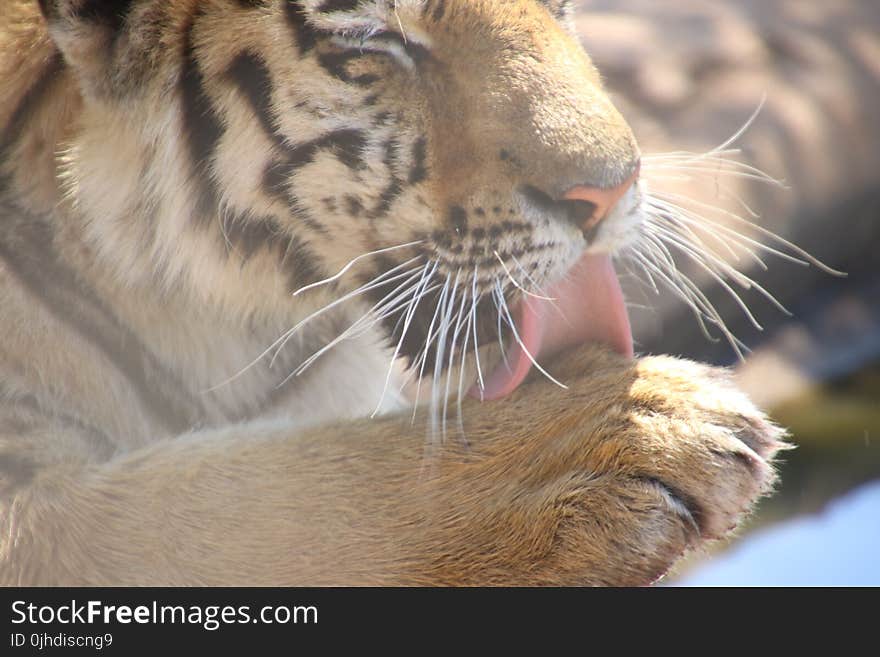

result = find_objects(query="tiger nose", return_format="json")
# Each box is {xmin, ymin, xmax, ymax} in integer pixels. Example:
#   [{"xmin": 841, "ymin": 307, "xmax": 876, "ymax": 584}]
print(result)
[{"xmin": 562, "ymin": 162, "xmax": 641, "ymax": 232}]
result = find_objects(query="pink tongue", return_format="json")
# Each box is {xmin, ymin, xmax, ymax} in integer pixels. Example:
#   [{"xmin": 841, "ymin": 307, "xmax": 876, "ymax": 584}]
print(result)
[{"xmin": 478, "ymin": 254, "xmax": 633, "ymax": 400}]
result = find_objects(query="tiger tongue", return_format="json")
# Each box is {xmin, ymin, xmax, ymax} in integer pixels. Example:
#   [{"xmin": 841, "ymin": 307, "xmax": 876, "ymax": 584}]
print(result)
[{"xmin": 478, "ymin": 253, "xmax": 634, "ymax": 400}]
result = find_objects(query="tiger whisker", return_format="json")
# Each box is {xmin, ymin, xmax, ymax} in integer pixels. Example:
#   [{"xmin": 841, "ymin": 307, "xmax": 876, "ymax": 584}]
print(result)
[
  {"xmin": 651, "ymin": 189, "xmax": 844, "ymax": 276},
  {"xmin": 643, "ymin": 155, "xmax": 785, "ymax": 188},
  {"xmin": 641, "ymin": 229, "xmax": 765, "ymax": 331},
  {"xmin": 431, "ymin": 270, "xmax": 460, "ymax": 437},
  {"xmin": 411, "ymin": 273, "xmax": 452, "ymax": 424},
  {"xmin": 443, "ymin": 271, "xmax": 470, "ymax": 438},
  {"xmin": 646, "ymin": 197, "xmax": 745, "ymax": 264},
  {"xmin": 645, "ymin": 218, "xmax": 792, "ymax": 317},
  {"xmin": 455, "ymin": 268, "xmax": 479, "ymax": 438},
  {"xmin": 631, "ymin": 248, "xmax": 721, "ymax": 346},
  {"xmin": 371, "ymin": 260, "xmax": 438, "ymax": 417},
  {"xmin": 650, "ymin": 191, "xmax": 805, "ymax": 267},
  {"xmin": 645, "ymin": 164, "xmax": 785, "ymax": 189},
  {"xmin": 492, "ymin": 283, "xmax": 511, "ymax": 373},
  {"xmin": 645, "ymin": 219, "xmax": 754, "ymax": 289},
  {"xmin": 269, "ymin": 256, "xmax": 423, "ymax": 369},
  {"xmin": 494, "ymin": 251, "xmax": 557, "ymax": 302},
  {"xmin": 620, "ymin": 250, "xmax": 660, "ymax": 296},
  {"xmin": 283, "ymin": 265, "xmax": 430, "ymax": 385},
  {"xmin": 630, "ymin": 243, "xmax": 723, "ymax": 344},
  {"xmin": 494, "ymin": 279, "xmax": 568, "ymax": 390},
  {"xmin": 203, "ymin": 256, "xmax": 422, "ymax": 392},
  {"xmin": 291, "ymin": 240, "xmax": 423, "ymax": 297},
  {"xmin": 647, "ymin": 197, "xmax": 772, "ymax": 272},
  {"xmin": 469, "ymin": 266, "xmax": 486, "ymax": 397},
  {"xmin": 633, "ymin": 247, "xmax": 749, "ymax": 357}
]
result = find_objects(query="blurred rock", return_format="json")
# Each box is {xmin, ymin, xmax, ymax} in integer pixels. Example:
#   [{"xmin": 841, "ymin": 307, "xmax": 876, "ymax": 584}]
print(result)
[
  {"xmin": 574, "ymin": 1, "xmax": 880, "ymax": 396},
  {"xmin": 674, "ymin": 479, "xmax": 880, "ymax": 586}
]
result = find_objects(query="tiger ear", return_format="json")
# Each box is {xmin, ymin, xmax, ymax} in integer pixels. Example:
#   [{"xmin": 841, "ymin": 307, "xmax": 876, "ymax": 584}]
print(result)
[{"xmin": 37, "ymin": 0, "xmax": 133, "ymax": 94}]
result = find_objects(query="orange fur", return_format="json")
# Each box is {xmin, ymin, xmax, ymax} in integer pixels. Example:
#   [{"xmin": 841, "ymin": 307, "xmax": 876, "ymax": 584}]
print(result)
[{"xmin": 0, "ymin": 1, "xmax": 784, "ymax": 586}]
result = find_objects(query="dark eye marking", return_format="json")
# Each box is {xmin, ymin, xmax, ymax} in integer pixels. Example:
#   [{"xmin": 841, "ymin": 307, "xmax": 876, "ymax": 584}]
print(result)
[
  {"xmin": 366, "ymin": 31, "xmax": 432, "ymax": 64},
  {"xmin": 316, "ymin": 0, "xmax": 361, "ymax": 12},
  {"xmin": 317, "ymin": 51, "xmax": 379, "ymax": 86}
]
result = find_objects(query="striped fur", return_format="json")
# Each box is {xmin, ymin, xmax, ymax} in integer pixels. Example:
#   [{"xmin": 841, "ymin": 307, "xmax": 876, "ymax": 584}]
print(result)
[{"xmin": 0, "ymin": 0, "xmax": 783, "ymax": 585}]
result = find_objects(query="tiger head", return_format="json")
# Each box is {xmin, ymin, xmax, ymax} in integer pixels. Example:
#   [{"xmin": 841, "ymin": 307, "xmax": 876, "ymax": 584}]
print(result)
[{"xmin": 37, "ymin": 0, "xmax": 646, "ymax": 401}]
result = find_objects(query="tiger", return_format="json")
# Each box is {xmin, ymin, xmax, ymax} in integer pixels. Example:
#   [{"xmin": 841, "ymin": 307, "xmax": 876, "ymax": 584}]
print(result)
[{"xmin": 0, "ymin": 0, "xmax": 786, "ymax": 586}]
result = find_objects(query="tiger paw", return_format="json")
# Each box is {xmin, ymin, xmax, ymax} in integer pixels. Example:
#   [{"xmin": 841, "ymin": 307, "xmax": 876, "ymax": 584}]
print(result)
[{"xmin": 414, "ymin": 346, "xmax": 787, "ymax": 586}]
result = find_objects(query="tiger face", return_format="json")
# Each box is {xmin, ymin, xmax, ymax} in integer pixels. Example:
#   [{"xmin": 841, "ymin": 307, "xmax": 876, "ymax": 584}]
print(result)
[{"xmin": 33, "ymin": 0, "xmax": 646, "ymax": 407}]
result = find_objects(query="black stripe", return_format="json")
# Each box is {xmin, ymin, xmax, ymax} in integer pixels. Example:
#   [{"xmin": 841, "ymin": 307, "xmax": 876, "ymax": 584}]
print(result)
[
  {"xmin": 69, "ymin": 0, "xmax": 136, "ymax": 32},
  {"xmin": 368, "ymin": 31, "xmax": 432, "ymax": 64},
  {"xmin": 371, "ymin": 179, "xmax": 403, "ymax": 218},
  {"xmin": 291, "ymin": 207, "xmax": 330, "ymax": 238},
  {"xmin": 0, "ymin": 52, "xmax": 65, "ymax": 197},
  {"xmin": 225, "ymin": 51, "xmax": 287, "ymax": 150},
  {"xmin": 280, "ymin": 233, "xmax": 325, "ymax": 292},
  {"xmin": 285, "ymin": 0, "xmax": 321, "ymax": 54},
  {"xmin": 217, "ymin": 49, "xmax": 346, "ymax": 257},
  {"xmin": 36, "ymin": 0, "xmax": 54, "ymax": 18},
  {"xmin": 263, "ymin": 129, "xmax": 367, "ymax": 194},
  {"xmin": 430, "ymin": 0, "xmax": 447, "ymax": 23},
  {"xmin": 408, "ymin": 137, "xmax": 428, "ymax": 184},
  {"xmin": 261, "ymin": 161, "xmax": 330, "ymax": 236},
  {"xmin": 382, "ymin": 136, "xmax": 399, "ymax": 170},
  {"xmin": 222, "ymin": 213, "xmax": 283, "ymax": 263},
  {"xmin": 346, "ymin": 195, "xmax": 364, "ymax": 217},
  {"xmin": 0, "ymin": 221, "xmax": 197, "ymax": 436},
  {"xmin": 263, "ymin": 159, "xmax": 293, "ymax": 198},
  {"xmin": 548, "ymin": 0, "xmax": 573, "ymax": 20},
  {"xmin": 369, "ymin": 137, "xmax": 405, "ymax": 218},
  {"xmin": 317, "ymin": 51, "xmax": 379, "ymax": 87},
  {"xmin": 317, "ymin": 0, "xmax": 361, "ymax": 12},
  {"xmin": 221, "ymin": 212, "xmax": 326, "ymax": 290},
  {"xmin": 0, "ymin": 383, "xmax": 116, "ymax": 464},
  {"xmin": 0, "ymin": 451, "xmax": 37, "ymax": 491},
  {"xmin": 179, "ymin": 14, "xmax": 224, "ymax": 223},
  {"xmin": 320, "ymin": 129, "xmax": 367, "ymax": 171}
]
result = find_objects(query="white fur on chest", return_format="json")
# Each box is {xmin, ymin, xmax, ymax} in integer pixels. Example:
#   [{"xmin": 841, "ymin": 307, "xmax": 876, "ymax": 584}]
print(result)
[
  {"xmin": 261, "ymin": 333, "xmax": 409, "ymax": 430},
  {"xmin": 112, "ymin": 289, "xmax": 409, "ymax": 433}
]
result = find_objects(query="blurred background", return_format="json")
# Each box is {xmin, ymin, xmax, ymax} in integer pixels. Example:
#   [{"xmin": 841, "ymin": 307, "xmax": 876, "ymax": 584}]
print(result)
[{"xmin": 572, "ymin": 0, "xmax": 880, "ymax": 584}]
